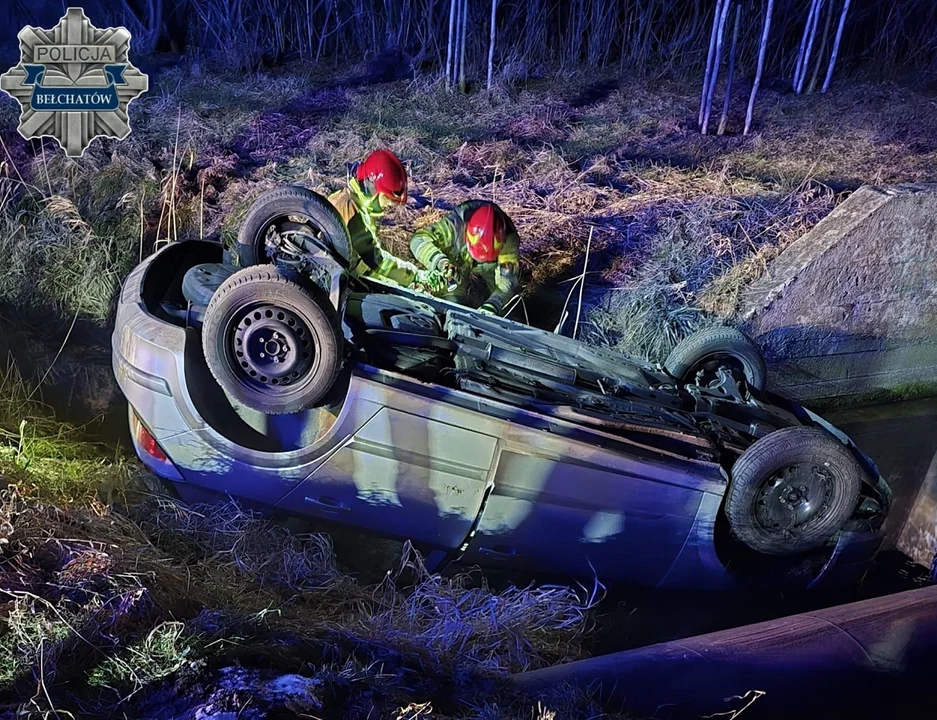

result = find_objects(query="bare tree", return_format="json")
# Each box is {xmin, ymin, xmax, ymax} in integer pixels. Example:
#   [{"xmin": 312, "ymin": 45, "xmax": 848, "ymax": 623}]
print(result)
[
  {"xmin": 701, "ymin": 0, "xmax": 732, "ymax": 135},
  {"xmin": 487, "ymin": 0, "xmax": 497, "ymax": 90},
  {"xmin": 808, "ymin": 0, "xmax": 835, "ymax": 93},
  {"xmin": 793, "ymin": 0, "xmax": 819, "ymax": 91},
  {"xmin": 64, "ymin": 0, "xmax": 932, "ymax": 80},
  {"xmin": 822, "ymin": 0, "xmax": 852, "ymax": 93},
  {"xmin": 745, "ymin": 0, "xmax": 775, "ymax": 136},
  {"xmin": 699, "ymin": 0, "xmax": 725, "ymax": 128},
  {"xmin": 316, "ymin": 0, "xmax": 334, "ymax": 61},
  {"xmin": 718, "ymin": 1, "xmax": 741, "ymax": 136},
  {"xmin": 446, "ymin": 0, "xmax": 457, "ymax": 87},
  {"xmin": 797, "ymin": 0, "xmax": 825, "ymax": 94},
  {"xmin": 458, "ymin": 0, "xmax": 468, "ymax": 92}
]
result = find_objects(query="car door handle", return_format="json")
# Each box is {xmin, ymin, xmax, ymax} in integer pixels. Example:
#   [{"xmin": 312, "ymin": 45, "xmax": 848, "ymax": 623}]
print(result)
[
  {"xmin": 304, "ymin": 495, "xmax": 351, "ymax": 513},
  {"xmin": 478, "ymin": 545, "xmax": 521, "ymax": 559}
]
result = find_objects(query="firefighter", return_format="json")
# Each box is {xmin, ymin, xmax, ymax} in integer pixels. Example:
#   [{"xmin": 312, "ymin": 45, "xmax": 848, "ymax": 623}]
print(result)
[
  {"xmin": 409, "ymin": 200, "xmax": 520, "ymax": 315},
  {"xmin": 328, "ymin": 149, "xmax": 441, "ymax": 290}
]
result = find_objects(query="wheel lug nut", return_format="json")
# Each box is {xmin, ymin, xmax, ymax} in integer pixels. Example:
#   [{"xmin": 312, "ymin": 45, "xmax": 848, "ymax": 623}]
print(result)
[{"xmin": 259, "ymin": 352, "xmax": 265, "ymax": 358}]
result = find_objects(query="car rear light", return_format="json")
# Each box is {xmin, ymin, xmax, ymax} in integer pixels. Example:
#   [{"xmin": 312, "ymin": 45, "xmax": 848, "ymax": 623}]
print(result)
[{"xmin": 134, "ymin": 415, "xmax": 169, "ymax": 462}]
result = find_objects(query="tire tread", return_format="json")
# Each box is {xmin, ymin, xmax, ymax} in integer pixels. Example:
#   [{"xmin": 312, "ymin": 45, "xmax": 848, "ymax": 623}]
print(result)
[
  {"xmin": 726, "ymin": 426, "xmax": 863, "ymax": 555},
  {"xmin": 665, "ymin": 325, "xmax": 767, "ymax": 391},
  {"xmin": 236, "ymin": 186, "xmax": 352, "ymax": 267},
  {"xmin": 202, "ymin": 265, "xmax": 342, "ymax": 415}
]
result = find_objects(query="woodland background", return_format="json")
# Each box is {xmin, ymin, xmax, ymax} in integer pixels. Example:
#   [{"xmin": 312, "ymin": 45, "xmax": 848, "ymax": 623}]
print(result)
[{"xmin": 3, "ymin": 0, "xmax": 937, "ymax": 79}]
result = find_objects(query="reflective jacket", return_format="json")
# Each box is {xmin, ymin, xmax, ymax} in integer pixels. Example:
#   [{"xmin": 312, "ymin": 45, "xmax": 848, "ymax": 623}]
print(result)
[
  {"xmin": 409, "ymin": 200, "xmax": 520, "ymax": 314},
  {"xmin": 328, "ymin": 177, "xmax": 419, "ymax": 286}
]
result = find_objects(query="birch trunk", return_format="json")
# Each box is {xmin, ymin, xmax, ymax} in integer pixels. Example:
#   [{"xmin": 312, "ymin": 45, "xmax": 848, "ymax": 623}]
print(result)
[
  {"xmin": 718, "ymin": 2, "xmax": 741, "ymax": 136},
  {"xmin": 446, "ymin": 0, "xmax": 456, "ymax": 87},
  {"xmin": 702, "ymin": 0, "xmax": 731, "ymax": 135},
  {"xmin": 700, "ymin": 0, "xmax": 725, "ymax": 128},
  {"xmin": 487, "ymin": 0, "xmax": 497, "ymax": 90},
  {"xmin": 822, "ymin": 0, "xmax": 851, "ymax": 93},
  {"xmin": 745, "ymin": 0, "xmax": 775, "ymax": 135},
  {"xmin": 797, "ymin": 0, "xmax": 825, "ymax": 94},
  {"xmin": 808, "ymin": 0, "xmax": 835, "ymax": 93},
  {"xmin": 458, "ymin": 0, "xmax": 468, "ymax": 92},
  {"xmin": 794, "ymin": 0, "xmax": 820, "ymax": 91}
]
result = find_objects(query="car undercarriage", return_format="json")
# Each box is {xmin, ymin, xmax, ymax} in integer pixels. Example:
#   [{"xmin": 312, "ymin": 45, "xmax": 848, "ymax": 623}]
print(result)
[{"xmin": 343, "ymin": 290, "xmax": 803, "ymax": 465}]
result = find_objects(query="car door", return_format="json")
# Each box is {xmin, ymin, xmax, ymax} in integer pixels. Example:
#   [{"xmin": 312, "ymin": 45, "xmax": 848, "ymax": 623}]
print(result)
[
  {"xmin": 460, "ymin": 447, "xmax": 707, "ymax": 587},
  {"xmin": 277, "ymin": 402, "xmax": 498, "ymax": 551}
]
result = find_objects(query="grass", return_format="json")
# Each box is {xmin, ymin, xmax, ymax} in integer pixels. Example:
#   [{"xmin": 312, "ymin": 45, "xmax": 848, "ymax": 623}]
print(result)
[
  {"xmin": 0, "ymin": 361, "xmax": 609, "ymax": 718},
  {"xmin": 807, "ymin": 381, "xmax": 937, "ymax": 413},
  {"xmin": 0, "ymin": 492, "xmax": 608, "ymax": 717},
  {"xmin": 2, "ymin": 63, "xmax": 936, "ymax": 340},
  {"xmin": 0, "ymin": 363, "xmax": 133, "ymax": 504}
]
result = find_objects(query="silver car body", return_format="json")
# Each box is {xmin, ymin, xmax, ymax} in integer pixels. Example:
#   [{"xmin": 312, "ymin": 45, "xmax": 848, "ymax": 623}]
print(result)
[{"xmin": 114, "ymin": 242, "xmax": 888, "ymax": 590}]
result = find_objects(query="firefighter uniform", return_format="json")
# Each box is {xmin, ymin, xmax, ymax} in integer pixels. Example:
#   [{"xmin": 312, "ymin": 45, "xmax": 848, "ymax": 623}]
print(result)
[{"xmin": 410, "ymin": 200, "xmax": 520, "ymax": 315}]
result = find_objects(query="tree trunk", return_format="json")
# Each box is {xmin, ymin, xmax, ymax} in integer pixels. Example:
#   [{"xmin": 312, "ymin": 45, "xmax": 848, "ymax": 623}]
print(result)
[
  {"xmin": 808, "ymin": 0, "xmax": 835, "ymax": 93},
  {"xmin": 487, "ymin": 0, "xmax": 497, "ymax": 90},
  {"xmin": 699, "ymin": 0, "xmax": 725, "ymax": 128},
  {"xmin": 793, "ymin": 0, "xmax": 820, "ymax": 91},
  {"xmin": 745, "ymin": 0, "xmax": 775, "ymax": 136},
  {"xmin": 718, "ymin": 2, "xmax": 741, "ymax": 136},
  {"xmin": 797, "ymin": 0, "xmax": 825, "ymax": 94},
  {"xmin": 822, "ymin": 0, "xmax": 851, "ymax": 93},
  {"xmin": 702, "ymin": 0, "xmax": 732, "ymax": 135},
  {"xmin": 446, "ymin": 0, "xmax": 456, "ymax": 87},
  {"xmin": 458, "ymin": 0, "xmax": 468, "ymax": 92},
  {"xmin": 316, "ymin": 0, "xmax": 334, "ymax": 61}
]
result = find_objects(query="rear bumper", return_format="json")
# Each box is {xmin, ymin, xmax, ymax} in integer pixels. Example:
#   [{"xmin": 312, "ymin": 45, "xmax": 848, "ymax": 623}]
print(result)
[{"xmin": 112, "ymin": 256, "xmax": 345, "ymax": 507}]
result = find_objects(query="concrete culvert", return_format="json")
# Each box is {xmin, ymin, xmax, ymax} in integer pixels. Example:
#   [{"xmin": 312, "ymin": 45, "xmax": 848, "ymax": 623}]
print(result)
[{"xmin": 739, "ymin": 183, "xmax": 937, "ymax": 407}]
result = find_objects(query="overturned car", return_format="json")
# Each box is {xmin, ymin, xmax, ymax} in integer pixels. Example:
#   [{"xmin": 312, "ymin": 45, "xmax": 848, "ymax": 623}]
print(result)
[{"xmin": 112, "ymin": 188, "xmax": 890, "ymax": 590}]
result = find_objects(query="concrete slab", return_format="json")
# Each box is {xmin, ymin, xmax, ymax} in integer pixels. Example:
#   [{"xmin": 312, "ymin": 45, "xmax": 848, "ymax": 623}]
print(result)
[{"xmin": 738, "ymin": 184, "xmax": 937, "ymax": 406}]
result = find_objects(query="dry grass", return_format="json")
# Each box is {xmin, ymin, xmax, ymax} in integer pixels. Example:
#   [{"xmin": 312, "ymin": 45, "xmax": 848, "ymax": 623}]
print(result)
[
  {"xmin": 2, "ymin": 66, "xmax": 935, "ymax": 336},
  {"xmin": 0, "ymin": 484, "xmax": 604, "ymax": 718},
  {"xmin": 0, "ymin": 364, "xmax": 603, "ymax": 716}
]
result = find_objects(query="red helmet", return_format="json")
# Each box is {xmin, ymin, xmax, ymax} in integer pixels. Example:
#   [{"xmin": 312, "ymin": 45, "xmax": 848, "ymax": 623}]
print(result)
[
  {"xmin": 465, "ymin": 203, "xmax": 506, "ymax": 262},
  {"xmin": 356, "ymin": 149, "xmax": 407, "ymax": 203}
]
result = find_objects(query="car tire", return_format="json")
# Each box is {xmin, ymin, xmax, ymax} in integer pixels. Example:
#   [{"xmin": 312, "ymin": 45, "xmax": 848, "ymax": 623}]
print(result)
[
  {"xmin": 202, "ymin": 265, "xmax": 342, "ymax": 415},
  {"xmin": 726, "ymin": 427, "xmax": 863, "ymax": 556},
  {"xmin": 664, "ymin": 325, "xmax": 767, "ymax": 392},
  {"xmin": 236, "ymin": 186, "xmax": 353, "ymax": 268}
]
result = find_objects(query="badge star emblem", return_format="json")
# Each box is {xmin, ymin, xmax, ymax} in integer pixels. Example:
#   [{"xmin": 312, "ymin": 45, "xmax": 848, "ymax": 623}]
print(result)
[{"xmin": 0, "ymin": 7, "xmax": 149, "ymax": 157}]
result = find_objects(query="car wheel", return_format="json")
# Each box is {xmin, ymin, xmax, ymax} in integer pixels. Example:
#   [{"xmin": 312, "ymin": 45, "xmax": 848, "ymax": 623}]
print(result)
[
  {"xmin": 726, "ymin": 427, "xmax": 863, "ymax": 556},
  {"xmin": 664, "ymin": 325, "xmax": 767, "ymax": 392},
  {"xmin": 236, "ymin": 186, "xmax": 352, "ymax": 268},
  {"xmin": 202, "ymin": 265, "xmax": 342, "ymax": 415}
]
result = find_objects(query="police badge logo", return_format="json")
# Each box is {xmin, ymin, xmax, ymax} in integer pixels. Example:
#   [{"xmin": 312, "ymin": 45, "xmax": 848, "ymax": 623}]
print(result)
[{"xmin": 0, "ymin": 7, "xmax": 149, "ymax": 157}]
